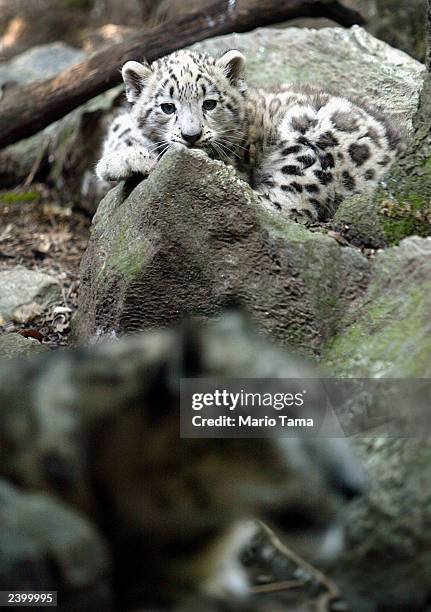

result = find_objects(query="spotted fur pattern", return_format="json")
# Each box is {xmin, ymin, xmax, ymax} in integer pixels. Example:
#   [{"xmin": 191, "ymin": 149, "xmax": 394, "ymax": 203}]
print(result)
[{"xmin": 97, "ymin": 49, "xmax": 405, "ymax": 222}]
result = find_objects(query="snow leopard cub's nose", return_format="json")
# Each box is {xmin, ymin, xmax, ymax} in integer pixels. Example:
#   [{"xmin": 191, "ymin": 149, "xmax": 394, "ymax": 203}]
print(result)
[{"xmin": 181, "ymin": 130, "xmax": 202, "ymax": 146}]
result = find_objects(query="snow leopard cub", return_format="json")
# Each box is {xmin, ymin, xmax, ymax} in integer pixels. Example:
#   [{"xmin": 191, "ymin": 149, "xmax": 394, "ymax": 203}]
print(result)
[{"xmin": 96, "ymin": 48, "xmax": 404, "ymax": 221}]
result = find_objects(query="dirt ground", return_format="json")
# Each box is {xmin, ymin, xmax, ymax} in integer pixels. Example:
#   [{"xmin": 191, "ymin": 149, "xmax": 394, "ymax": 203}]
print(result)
[{"xmin": 0, "ymin": 184, "xmax": 90, "ymax": 348}]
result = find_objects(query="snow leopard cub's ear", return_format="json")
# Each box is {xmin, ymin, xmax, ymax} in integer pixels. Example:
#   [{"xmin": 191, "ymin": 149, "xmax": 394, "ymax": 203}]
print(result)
[
  {"xmin": 216, "ymin": 50, "xmax": 246, "ymax": 86},
  {"xmin": 122, "ymin": 60, "xmax": 152, "ymax": 103}
]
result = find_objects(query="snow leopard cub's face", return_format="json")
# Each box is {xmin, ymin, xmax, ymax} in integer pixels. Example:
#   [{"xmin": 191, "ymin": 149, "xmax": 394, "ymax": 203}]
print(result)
[{"xmin": 122, "ymin": 49, "xmax": 248, "ymax": 158}]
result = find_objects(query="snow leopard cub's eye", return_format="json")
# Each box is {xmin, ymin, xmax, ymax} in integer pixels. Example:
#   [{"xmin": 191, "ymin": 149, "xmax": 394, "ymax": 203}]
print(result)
[
  {"xmin": 203, "ymin": 100, "xmax": 217, "ymax": 111},
  {"xmin": 161, "ymin": 103, "xmax": 176, "ymax": 115}
]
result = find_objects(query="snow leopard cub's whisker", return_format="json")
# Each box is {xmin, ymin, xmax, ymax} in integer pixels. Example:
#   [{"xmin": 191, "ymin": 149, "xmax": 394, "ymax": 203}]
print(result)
[
  {"xmin": 215, "ymin": 139, "xmax": 241, "ymax": 160},
  {"xmin": 218, "ymin": 137, "xmax": 248, "ymax": 153},
  {"xmin": 156, "ymin": 143, "xmax": 171, "ymax": 157},
  {"xmin": 147, "ymin": 141, "xmax": 170, "ymax": 154},
  {"xmin": 211, "ymin": 141, "xmax": 231, "ymax": 162},
  {"xmin": 214, "ymin": 139, "xmax": 240, "ymax": 160}
]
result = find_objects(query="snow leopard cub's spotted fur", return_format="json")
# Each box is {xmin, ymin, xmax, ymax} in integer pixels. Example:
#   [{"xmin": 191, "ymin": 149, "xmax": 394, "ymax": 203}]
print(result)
[{"xmin": 97, "ymin": 48, "xmax": 404, "ymax": 221}]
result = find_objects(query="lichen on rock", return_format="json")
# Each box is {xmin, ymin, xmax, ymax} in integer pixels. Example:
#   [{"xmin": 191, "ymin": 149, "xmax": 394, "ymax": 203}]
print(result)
[{"xmin": 323, "ymin": 236, "xmax": 431, "ymax": 377}]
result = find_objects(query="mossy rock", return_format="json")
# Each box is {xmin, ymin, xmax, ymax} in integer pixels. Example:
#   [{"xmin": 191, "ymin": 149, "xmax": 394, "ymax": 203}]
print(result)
[
  {"xmin": 323, "ymin": 236, "xmax": 431, "ymax": 377},
  {"xmin": 333, "ymin": 157, "xmax": 431, "ymax": 248}
]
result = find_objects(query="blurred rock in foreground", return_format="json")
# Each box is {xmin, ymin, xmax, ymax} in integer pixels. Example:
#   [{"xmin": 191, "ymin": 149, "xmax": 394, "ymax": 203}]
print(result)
[
  {"xmin": 0, "ymin": 313, "xmax": 362, "ymax": 609},
  {"xmin": 0, "ymin": 479, "xmax": 112, "ymax": 612}
]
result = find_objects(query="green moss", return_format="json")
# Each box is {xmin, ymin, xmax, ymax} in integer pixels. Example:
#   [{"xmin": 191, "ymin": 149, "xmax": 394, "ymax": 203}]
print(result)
[
  {"xmin": 377, "ymin": 183, "xmax": 431, "ymax": 245},
  {"xmin": 380, "ymin": 214, "xmax": 430, "ymax": 244},
  {"xmin": 0, "ymin": 191, "xmax": 40, "ymax": 204},
  {"xmin": 331, "ymin": 129, "xmax": 431, "ymax": 246},
  {"xmin": 374, "ymin": 151, "xmax": 431, "ymax": 245},
  {"xmin": 323, "ymin": 283, "xmax": 431, "ymax": 377},
  {"xmin": 95, "ymin": 188, "xmax": 153, "ymax": 283},
  {"xmin": 104, "ymin": 231, "xmax": 151, "ymax": 281}
]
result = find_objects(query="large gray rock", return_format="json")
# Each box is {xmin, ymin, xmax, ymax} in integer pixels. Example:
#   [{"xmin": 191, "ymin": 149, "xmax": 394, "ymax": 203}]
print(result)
[
  {"xmin": 0, "ymin": 479, "xmax": 112, "ymax": 611},
  {"xmin": 77, "ymin": 147, "xmax": 369, "ymax": 353},
  {"xmin": 320, "ymin": 237, "xmax": 431, "ymax": 611},
  {"xmin": 330, "ymin": 437, "xmax": 431, "ymax": 612},
  {"xmin": 0, "ymin": 267, "xmax": 60, "ymax": 322},
  {"xmin": 0, "ymin": 333, "xmax": 48, "ymax": 358},
  {"xmin": 0, "ymin": 43, "xmax": 85, "ymax": 87},
  {"xmin": 323, "ymin": 236, "xmax": 431, "ymax": 377},
  {"xmin": 344, "ymin": 0, "xmax": 427, "ymax": 62}
]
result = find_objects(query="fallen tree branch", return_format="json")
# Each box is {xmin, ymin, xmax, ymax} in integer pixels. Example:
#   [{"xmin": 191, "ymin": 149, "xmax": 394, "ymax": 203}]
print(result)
[
  {"xmin": 259, "ymin": 522, "xmax": 342, "ymax": 611},
  {"xmin": 0, "ymin": 0, "xmax": 364, "ymax": 149}
]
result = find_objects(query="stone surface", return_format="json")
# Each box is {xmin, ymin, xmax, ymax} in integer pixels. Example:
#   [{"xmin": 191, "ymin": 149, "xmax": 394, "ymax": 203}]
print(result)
[
  {"xmin": 0, "ymin": 479, "xmax": 112, "ymax": 611},
  {"xmin": 323, "ymin": 236, "xmax": 431, "ymax": 377},
  {"xmin": 320, "ymin": 236, "xmax": 431, "ymax": 611},
  {"xmin": 0, "ymin": 333, "xmax": 48, "ymax": 358},
  {"xmin": 330, "ymin": 437, "xmax": 431, "ymax": 612},
  {"xmin": 344, "ymin": 0, "xmax": 427, "ymax": 62},
  {"xmin": 77, "ymin": 147, "xmax": 370, "ymax": 353},
  {"xmin": 0, "ymin": 43, "xmax": 85, "ymax": 87},
  {"xmin": 0, "ymin": 267, "xmax": 60, "ymax": 321},
  {"xmin": 332, "ymin": 192, "xmax": 385, "ymax": 248}
]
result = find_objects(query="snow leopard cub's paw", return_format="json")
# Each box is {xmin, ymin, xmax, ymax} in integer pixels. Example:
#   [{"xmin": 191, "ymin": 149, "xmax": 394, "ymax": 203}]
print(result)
[{"xmin": 96, "ymin": 147, "xmax": 155, "ymax": 182}]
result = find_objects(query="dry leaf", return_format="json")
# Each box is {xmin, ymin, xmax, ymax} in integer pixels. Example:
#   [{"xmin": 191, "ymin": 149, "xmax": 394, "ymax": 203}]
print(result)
[
  {"xmin": 42, "ymin": 204, "xmax": 72, "ymax": 218},
  {"xmin": 327, "ymin": 230, "xmax": 350, "ymax": 246},
  {"xmin": 18, "ymin": 329, "xmax": 44, "ymax": 342},
  {"xmin": 33, "ymin": 236, "xmax": 51, "ymax": 254},
  {"xmin": 12, "ymin": 302, "xmax": 43, "ymax": 324},
  {"xmin": 0, "ymin": 223, "xmax": 13, "ymax": 242}
]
